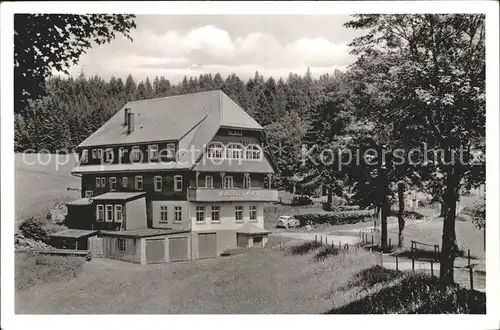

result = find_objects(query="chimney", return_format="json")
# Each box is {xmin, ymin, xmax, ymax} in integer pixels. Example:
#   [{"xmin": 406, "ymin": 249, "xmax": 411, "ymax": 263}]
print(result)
[
  {"xmin": 124, "ymin": 108, "xmax": 131, "ymax": 126},
  {"xmin": 127, "ymin": 112, "xmax": 135, "ymax": 134}
]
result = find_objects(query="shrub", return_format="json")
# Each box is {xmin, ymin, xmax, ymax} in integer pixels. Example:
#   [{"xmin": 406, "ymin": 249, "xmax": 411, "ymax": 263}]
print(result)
[
  {"xmin": 19, "ymin": 217, "xmax": 49, "ymax": 243},
  {"xmin": 295, "ymin": 210, "xmax": 376, "ymax": 227},
  {"xmin": 313, "ymin": 245, "xmax": 340, "ymax": 261},
  {"xmin": 388, "ymin": 210, "xmax": 424, "ymax": 220},
  {"xmin": 288, "ymin": 241, "xmax": 322, "ymax": 256},
  {"xmin": 291, "ymin": 195, "xmax": 313, "ymax": 206}
]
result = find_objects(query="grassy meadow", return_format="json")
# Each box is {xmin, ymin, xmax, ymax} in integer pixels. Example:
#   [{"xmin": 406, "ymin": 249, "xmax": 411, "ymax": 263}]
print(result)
[
  {"xmin": 15, "ymin": 153, "xmax": 80, "ymax": 226},
  {"xmin": 15, "ymin": 236, "xmax": 484, "ymax": 314}
]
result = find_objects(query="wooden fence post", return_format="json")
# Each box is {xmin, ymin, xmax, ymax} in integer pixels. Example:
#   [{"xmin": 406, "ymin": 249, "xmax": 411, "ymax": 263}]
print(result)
[
  {"xmin": 389, "ymin": 238, "xmax": 392, "ymax": 248},
  {"xmin": 338, "ymin": 241, "xmax": 341, "ymax": 250},
  {"xmin": 412, "ymin": 256, "xmax": 415, "ymax": 272},
  {"xmin": 396, "ymin": 254, "xmax": 399, "ymax": 271},
  {"xmin": 469, "ymin": 267, "xmax": 474, "ymax": 291},
  {"xmin": 315, "ymin": 235, "xmax": 317, "ymax": 243},
  {"xmin": 325, "ymin": 237, "xmax": 328, "ymax": 245},
  {"xmin": 430, "ymin": 261, "xmax": 434, "ymax": 277},
  {"xmin": 380, "ymin": 251, "xmax": 383, "ymax": 267},
  {"xmin": 371, "ymin": 235, "xmax": 374, "ymax": 247},
  {"xmin": 320, "ymin": 236, "xmax": 323, "ymax": 245}
]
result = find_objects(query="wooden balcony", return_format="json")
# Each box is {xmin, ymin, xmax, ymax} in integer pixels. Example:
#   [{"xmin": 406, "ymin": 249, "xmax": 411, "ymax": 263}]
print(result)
[{"xmin": 188, "ymin": 188, "xmax": 278, "ymax": 202}]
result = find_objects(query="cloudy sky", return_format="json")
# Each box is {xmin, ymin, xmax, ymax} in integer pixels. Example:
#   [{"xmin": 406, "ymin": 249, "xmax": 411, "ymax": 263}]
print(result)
[{"xmin": 67, "ymin": 15, "xmax": 364, "ymax": 83}]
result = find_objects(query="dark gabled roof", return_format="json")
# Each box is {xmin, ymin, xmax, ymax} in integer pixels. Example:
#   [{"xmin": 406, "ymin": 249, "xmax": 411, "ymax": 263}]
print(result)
[
  {"xmin": 236, "ymin": 223, "xmax": 269, "ymax": 235},
  {"xmin": 78, "ymin": 90, "xmax": 262, "ymax": 148},
  {"xmin": 99, "ymin": 228, "xmax": 190, "ymax": 238},
  {"xmin": 91, "ymin": 191, "xmax": 146, "ymax": 201},
  {"xmin": 50, "ymin": 229, "xmax": 99, "ymax": 239}
]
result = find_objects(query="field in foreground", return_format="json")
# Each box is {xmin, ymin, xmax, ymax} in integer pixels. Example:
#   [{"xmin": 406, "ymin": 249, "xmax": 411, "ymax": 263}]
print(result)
[{"xmin": 16, "ymin": 236, "xmax": 484, "ymax": 314}]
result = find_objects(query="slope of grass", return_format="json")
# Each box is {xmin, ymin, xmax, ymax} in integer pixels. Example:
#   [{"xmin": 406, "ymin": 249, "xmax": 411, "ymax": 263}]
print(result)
[
  {"xmin": 327, "ymin": 266, "xmax": 485, "ymax": 314},
  {"xmin": 15, "ymin": 153, "xmax": 80, "ymax": 226}
]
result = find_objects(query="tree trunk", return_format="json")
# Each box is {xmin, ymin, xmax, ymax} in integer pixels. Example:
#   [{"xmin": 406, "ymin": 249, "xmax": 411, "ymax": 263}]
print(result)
[
  {"xmin": 397, "ymin": 182, "xmax": 405, "ymax": 248},
  {"xmin": 439, "ymin": 171, "xmax": 460, "ymax": 283},
  {"xmin": 326, "ymin": 185, "xmax": 333, "ymax": 210},
  {"xmin": 439, "ymin": 201, "xmax": 447, "ymax": 217},
  {"xmin": 380, "ymin": 197, "xmax": 389, "ymax": 249}
]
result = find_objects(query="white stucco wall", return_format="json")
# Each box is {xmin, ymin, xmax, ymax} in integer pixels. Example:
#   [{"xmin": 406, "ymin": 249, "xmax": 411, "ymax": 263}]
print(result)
[{"xmin": 190, "ymin": 202, "xmax": 264, "ymax": 231}]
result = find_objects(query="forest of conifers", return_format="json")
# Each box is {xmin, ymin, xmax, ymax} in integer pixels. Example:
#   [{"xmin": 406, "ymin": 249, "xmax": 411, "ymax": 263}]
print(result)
[{"xmin": 14, "ymin": 69, "xmax": 342, "ymax": 153}]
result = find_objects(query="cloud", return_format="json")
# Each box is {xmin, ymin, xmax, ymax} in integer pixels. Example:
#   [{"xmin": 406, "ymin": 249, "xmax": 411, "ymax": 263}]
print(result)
[{"xmin": 66, "ymin": 23, "xmax": 355, "ymax": 82}]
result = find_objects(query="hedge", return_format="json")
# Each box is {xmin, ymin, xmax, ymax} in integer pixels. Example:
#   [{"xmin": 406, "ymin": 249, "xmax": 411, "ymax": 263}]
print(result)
[{"xmin": 295, "ymin": 209, "xmax": 376, "ymax": 227}]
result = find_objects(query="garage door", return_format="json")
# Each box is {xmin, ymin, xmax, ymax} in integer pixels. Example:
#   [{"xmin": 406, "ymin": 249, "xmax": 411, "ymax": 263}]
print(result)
[
  {"xmin": 169, "ymin": 237, "xmax": 188, "ymax": 262},
  {"xmin": 146, "ymin": 239, "xmax": 165, "ymax": 263},
  {"xmin": 198, "ymin": 233, "xmax": 217, "ymax": 259}
]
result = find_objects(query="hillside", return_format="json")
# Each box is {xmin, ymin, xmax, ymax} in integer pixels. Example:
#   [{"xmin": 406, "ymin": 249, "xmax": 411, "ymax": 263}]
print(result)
[{"xmin": 15, "ymin": 153, "xmax": 80, "ymax": 226}]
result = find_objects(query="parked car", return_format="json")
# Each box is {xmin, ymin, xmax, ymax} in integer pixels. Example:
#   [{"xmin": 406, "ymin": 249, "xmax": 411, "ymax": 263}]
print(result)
[{"xmin": 276, "ymin": 215, "xmax": 300, "ymax": 228}]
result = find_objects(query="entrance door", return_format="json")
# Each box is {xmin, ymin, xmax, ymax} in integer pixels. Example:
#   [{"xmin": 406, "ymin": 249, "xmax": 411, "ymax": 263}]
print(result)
[
  {"xmin": 169, "ymin": 237, "xmax": 188, "ymax": 262},
  {"xmin": 146, "ymin": 239, "xmax": 165, "ymax": 263},
  {"xmin": 198, "ymin": 233, "xmax": 217, "ymax": 259}
]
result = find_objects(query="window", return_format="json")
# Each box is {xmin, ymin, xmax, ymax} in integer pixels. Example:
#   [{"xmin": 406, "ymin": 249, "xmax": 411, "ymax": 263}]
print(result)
[
  {"xmin": 205, "ymin": 175, "xmax": 214, "ymax": 188},
  {"xmin": 249, "ymin": 206, "xmax": 257, "ymax": 222},
  {"xmin": 92, "ymin": 149, "xmax": 97, "ymax": 159},
  {"xmin": 243, "ymin": 174, "xmax": 251, "ymax": 189},
  {"xmin": 100, "ymin": 177, "xmax": 106, "ymax": 187},
  {"xmin": 109, "ymin": 177, "xmax": 117, "ymax": 190},
  {"xmin": 174, "ymin": 175, "xmax": 183, "ymax": 191},
  {"xmin": 105, "ymin": 205, "xmax": 113, "ymax": 222},
  {"xmin": 85, "ymin": 190, "xmax": 93, "ymax": 198},
  {"xmin": 105, "ymin": 148, "xmax": 114, "ymax": 162},
  {"xmin": 149, "ymin": 145, "xmax": 159, "ymax": 161},
  {"xmin": 196, "ymin": 206, "xmax": 205, "ymax": 223},
  {"xmin": 135, "ymin": 176, "xmax": 143, "ymax": 190},
  {"xmin": 207, "ymin": 143, "xmax": 224, "ymax": 159},
  {"xmin": 97, "ymin": 149, "xmax": 103, "ymax": 160},
  {"xmin": 174, "ymin": 206, "xmax": 182, "ymax": 222},
  {"xmin": 96, "ymin": 205, "xmax": 104, "ymax": 222},
  {"xmin": 223, "ymin": 176, "xmax": 234, "ymax": 189},
  {"xmin": 160, "ymin": 206, "xmax": 168, "ymax": 222},
  {"xmin": 245, "ymin": 145, "xmax": 262, "ymax": 160},
  {"xmin": 81, "ymin": 150, "xmax": 88, "ymax": 163},
  {"xmin": 122, "ymin": 177, "xmax": 128, "ymax": 188},
  {"xmin": 211, "ymin": 206, "xmax": 220, "ymax": 223},
  {"xmin": 117, "ymin": 238, "xmax": 126, "ymax": 251},
  {"xmin": 166, "ymin": 143, "xmax": 176, "ymax": 160},
  {"xmin": 96, "ymin": 177, "xmax": 101, "ymax": 188},
  {"xmin": 131, "ymin": 146, "xmax": 141, "ymax": 162},
  {"xmin": 119, "ymin": 147, "xmax": 125, "ymax": 159},
  {"xmin": 154, "ymin": 176, "xmax": 162, "ymax": 192},
  {"xmin": 226, "ymin": 143, "xmax": 244, "ymax": 159},
  {"xmin": 115, "ymin": 205, "xmax": 123, "ymax": 222},
  {"xmin": 235, "ymin": 206, "xmax": 243, "ymax": 222},
  {"xmin": 228, "ymin": 129, "xmax": 242, "ymax": 136}
]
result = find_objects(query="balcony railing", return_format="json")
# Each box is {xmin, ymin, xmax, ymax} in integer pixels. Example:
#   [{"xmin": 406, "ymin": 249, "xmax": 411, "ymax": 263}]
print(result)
[{"xmin": 188, "ymin": 188, "xmax": 278, "ymax": 202}]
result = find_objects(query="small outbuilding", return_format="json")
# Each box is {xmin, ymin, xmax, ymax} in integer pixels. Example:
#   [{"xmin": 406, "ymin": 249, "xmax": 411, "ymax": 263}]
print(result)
[
  {"xmin": 236, "ymin": 223, "xmax": 269, "ymax": 248},
  {"xmin": 49, "ymin": 229, "xmax": 99, "ymax": 250},
  {"xmin": 100, "ymin": 228, "xmax": 191, "ymax": 265}
]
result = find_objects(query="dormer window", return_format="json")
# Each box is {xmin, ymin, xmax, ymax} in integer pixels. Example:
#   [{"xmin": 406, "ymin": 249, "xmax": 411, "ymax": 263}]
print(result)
[
  {"xmin": 245, "ymin": 145, "xmax": 262, "ymax": 160},
  {"xmin": 226, "ymin": 143, "xmax": 244, "ymax": 159},
  {"xmin": 207, "ymin": 142, "xmax": 224, "ymax": 159},
  {"xmin": 105, "ymin": 148, "xmax": 114, "ymax": 163},
  {"xmin": 149, "ymin": 145, "xmax": 159, "ymax": 161},
  {"xmin": 166, "ymin": 143, "xmax": 176, "ymax": 160},
  {"xmin": 131, "ymin": 146, "xmax": 141, "ymax": 162},
  {"xmin": 228, "ymin": 129, "xmax": 242, "ymax": 136},
  {"xmin": 81, "ymin": 150, "xmax": 88, "ymax": 163}
]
